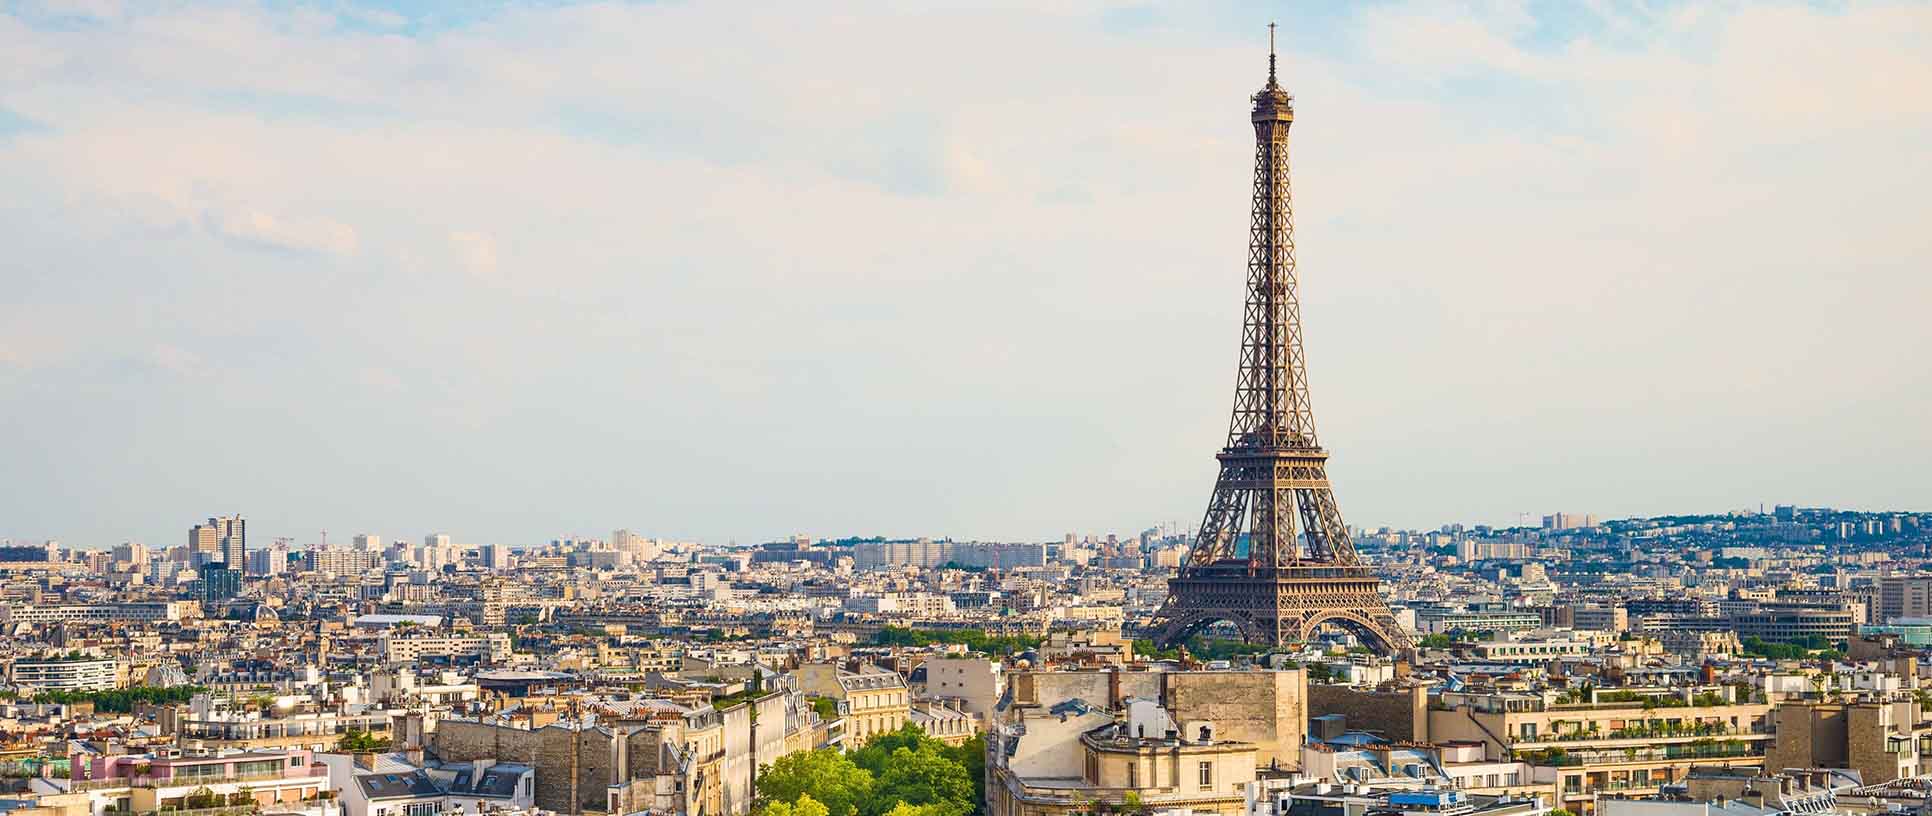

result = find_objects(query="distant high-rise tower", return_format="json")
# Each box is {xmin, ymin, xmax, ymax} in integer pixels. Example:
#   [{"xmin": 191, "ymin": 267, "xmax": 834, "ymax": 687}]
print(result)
[
  {"xmin": 1148, "ymin": 33, "xmax": 1411, "ymax": 654},
  {"xmin": 199, "ymin": 561, "xmax": 241, "ymax": 602},
  {"xmin": 190, "ymin": 515, "xmax": 245, "ymax": 570}
]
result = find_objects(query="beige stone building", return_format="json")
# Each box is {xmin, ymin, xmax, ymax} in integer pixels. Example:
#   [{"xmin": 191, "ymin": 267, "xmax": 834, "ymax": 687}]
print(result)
[
  {"xmin": 431, "ymin": 687, "xmax": 816, "ymax": 816},
  {"xmin": 1005, "ymin": 669, "xmax": 1307, "ymax": 770},
  {"xmin": 989, "ymin": 697, "xmax": 1257, "ymax": 816},
  {"xmin": 791, "ymin": 662, "xmax": 910, "ymax": 745},
  {"xmin": 919, "ymin": 656, "xmax": 1003, "ymax": 729},
  {"xmin": 1768, "ymin": 698, "xmax": 1932, "ymax": 785},
  {"xmin": 909, "ymin": 700, "xmax": 976, "ymax": 746},
  {"xmin": 986, "ymin": 667, "xmax": 1314, "ymax": 816},
  {"xmin": 1424, "ymin": 687, "xmax": 1771, "ymax": 813}
]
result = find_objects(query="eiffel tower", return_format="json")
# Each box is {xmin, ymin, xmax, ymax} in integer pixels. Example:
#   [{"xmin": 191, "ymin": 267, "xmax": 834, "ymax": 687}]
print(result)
[{"xmin": 1149, "ymin": 30, "xmax": 1412, "ymax": 655}]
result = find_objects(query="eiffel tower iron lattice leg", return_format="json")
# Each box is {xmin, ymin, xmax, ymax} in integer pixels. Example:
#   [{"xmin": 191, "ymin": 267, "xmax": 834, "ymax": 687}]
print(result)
[{"xmin": 1147, "ymin": 40, "xmax": 1413, "ymax": 656}]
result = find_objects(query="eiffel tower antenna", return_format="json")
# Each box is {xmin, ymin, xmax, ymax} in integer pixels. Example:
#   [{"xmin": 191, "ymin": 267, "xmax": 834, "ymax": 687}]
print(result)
[
  {"xmin": 1267, "ymin": 22, "xmax": 1278, "ymax": 87},
  {"xmin": 1147, "ymin": 31, "xmax": 1412, "ymax": 655}
]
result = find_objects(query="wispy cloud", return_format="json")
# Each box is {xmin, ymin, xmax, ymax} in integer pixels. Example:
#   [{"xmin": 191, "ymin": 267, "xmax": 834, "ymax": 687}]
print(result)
[{"xmin": 211, "ymin": 209, "xmax": 358, "ymax": 256}]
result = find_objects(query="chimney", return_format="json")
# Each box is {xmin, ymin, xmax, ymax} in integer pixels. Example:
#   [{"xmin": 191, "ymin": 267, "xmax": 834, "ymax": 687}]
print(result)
[
  {"xmin": 354, "ymin": 752, "xmax": 378, "ymax": 771},
  {"xmin": 402, "ymin": 747, "xmax": 425, "ymax": 767}
]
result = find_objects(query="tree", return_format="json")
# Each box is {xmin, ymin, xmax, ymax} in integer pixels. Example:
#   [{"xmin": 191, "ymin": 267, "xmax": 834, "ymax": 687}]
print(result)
[
  {"xmin": 884, "ymin": 804, "xmax": 958, "ymax": 816},
  {"xmin": 849, "ymin": 724, "xmax": 983, "ymax": 815},
  {"xmin": 946, "ymin": 734, "xmax": 987, "ymax": 815},
  {"xmin": 183, "ymin": 787, "xmax": 221, "ymax": 809},
  {"xmin": 337, "ymin": 728, "xmax": 391, "ymax": 752},
  {"xmin": 758, "ymin": 749, "xmax": 875, "ymax": 816},
  {"xmin": 766, "ymin": 795, "xmax": 833, "ymax": 816},
  {"xmin": 853, "ymin": 724, "xmax": 946, "ymax": 775},
  {"xmin": 864, "ymin": 745, "xmax": 973, "ymax": 816}
]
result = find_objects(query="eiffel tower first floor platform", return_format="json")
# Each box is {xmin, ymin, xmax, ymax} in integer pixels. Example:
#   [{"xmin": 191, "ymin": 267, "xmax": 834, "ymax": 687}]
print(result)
[{"xmin": 1148, "ymin": 562, "xmax": 1414, "ymax": 655}]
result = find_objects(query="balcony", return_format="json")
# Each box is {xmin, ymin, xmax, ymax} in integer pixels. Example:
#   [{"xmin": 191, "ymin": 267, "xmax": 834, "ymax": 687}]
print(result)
[
  {"xmin": 1528, "ymin": 722, "xmax": 1766, "ymax": 745},
  {"xmin": 140, "ymin": 806, "xmax": 260, "ymax": 816},
  {"xmin": 72, "ymin": 766, "xmax": 328, "ymax": 792},
  {"xmin": 1519, "ymin": 743, "xmax": 1766, "ymax": 768}
]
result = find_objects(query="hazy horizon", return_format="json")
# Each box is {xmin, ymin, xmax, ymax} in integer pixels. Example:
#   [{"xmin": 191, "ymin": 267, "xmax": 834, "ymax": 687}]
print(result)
[{"xmin": 3, "ymin": 2, "xmax": 1928, "ymax": 549}]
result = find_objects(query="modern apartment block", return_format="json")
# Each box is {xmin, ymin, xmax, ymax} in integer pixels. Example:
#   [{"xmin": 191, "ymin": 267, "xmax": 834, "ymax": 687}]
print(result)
[
  {"xmin": 1878, "ymin": 576, "xmax": 1932, "ymax": 623},
  {"xmin": 1424, "ymin": 687, "xmax": 1772, "ymax": 813},
  {"xmin": 9, "ymin": 656, "xmax": 121, "ymax": 692}
]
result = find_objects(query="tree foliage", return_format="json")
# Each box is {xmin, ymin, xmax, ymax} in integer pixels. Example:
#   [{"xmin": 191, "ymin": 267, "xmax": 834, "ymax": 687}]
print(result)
[
  {"xmin": 32, "ymin": 685, "xmax": 205, "ymax": 713},
  {"xmin": 883, "ymin": 804, "xmax": 958, "ymax": 816},
  {"xmin": 1741, "ymin": 635, "xmax": 1843, "ymax": 660},
  {"xmin": 758, "ymin": 749, "xmax": 875, "ymax": 816},
  {"xmin": 337, "ymin": 728, "xmax": 392, "ymax": 752},
  {"xmin": 865, "ymin": 745, "xmax": 972, "ymax": 816},
  {"xmin": 765, "ymin": 725, "xmax": 982, "ymax": 816},
  {"xmin": 766, "ymin": 795, "xmax": 833, "ymax": 816},
  {"xmin": 872, "ymin": 627, "xmax": 1039, "ymax": 656}
]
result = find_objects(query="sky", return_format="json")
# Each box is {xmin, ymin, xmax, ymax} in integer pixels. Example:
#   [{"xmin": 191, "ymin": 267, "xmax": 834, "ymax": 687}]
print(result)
[{"xmin": 1, "ymin": 1, "xmax": 1929, "ymax": 550}]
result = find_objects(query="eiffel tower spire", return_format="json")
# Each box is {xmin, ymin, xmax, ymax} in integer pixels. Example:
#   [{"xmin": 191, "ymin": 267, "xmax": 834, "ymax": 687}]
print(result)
[{"xmin": 1148, "ymin": 33, "xmax": 1412, "ymax": 655}]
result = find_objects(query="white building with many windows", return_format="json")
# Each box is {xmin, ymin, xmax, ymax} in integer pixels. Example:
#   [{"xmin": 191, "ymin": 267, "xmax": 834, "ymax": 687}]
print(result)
[{"xmin": 10, "ymin": 657, "xmax": 119, "ymax": 692}]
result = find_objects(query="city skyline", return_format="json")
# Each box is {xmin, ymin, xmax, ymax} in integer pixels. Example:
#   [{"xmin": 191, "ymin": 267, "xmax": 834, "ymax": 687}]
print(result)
[{"xmin": 4, "ymin": 2, "xmax": 1930, "ymax": 546}]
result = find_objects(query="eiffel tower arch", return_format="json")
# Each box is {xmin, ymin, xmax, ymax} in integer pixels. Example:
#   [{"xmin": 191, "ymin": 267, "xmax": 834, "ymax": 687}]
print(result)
[{"xmin": 1147, "ymin": 34, "xmax": 1413, "ymax": 657}]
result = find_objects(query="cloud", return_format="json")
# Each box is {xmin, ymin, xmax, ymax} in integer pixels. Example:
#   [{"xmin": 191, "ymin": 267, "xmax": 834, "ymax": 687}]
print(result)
[
  {"xmin": 143, "ymin": 344, "xmax": 207, "ymax": 378},
  {"xmin": 449, "ymin": 230, "xmax": 498, "ymax": 276},
  {"xmin": 15, "ymin": 0, "xmax": 122, "ymax": 24},
  {"xmin": 211, "ymin": 209, "xmax": 358, "ymax": 256}
]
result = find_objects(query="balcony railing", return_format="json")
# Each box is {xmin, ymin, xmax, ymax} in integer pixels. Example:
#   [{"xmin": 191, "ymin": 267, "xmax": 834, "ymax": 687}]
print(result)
[
  {"xmin": 1521, "ymin": 745, "xmax": 1765, "ymax": 767},
  {"xmin": 144, "ymin": 806, "xmax": 260, "ymax": 816},
  {"xmin": 1535, "ymin": 724, "xmax": 1765, "ymax": 743}
]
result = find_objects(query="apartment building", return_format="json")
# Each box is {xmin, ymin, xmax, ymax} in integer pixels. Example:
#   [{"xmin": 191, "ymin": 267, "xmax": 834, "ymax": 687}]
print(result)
[
  {"xmin": 168, "ymin": 697, "xmax": 399, "ymax": 752},
  {"xmin": 73, "ymin": 747, "xmax": 330, "ymax": 815},
  {"xmin": 378, "ymin": 632, "xmax": 512, "ymax": 665},
  {"xmin": 919, "ymin": 656, "xmax": 1003, "ymax": 727},
  {"xmin": 1768, "ymin": 699, "xmax": 1932, "ymax": 784},
  {"xmin": 990, "ymin": 698, "xmax": 1258, "ymax": 816},
  {"xmin": 791, "ymin": 662, "xmax": 910, "ymax": 744},
  {"xmin": 1425, "ymin": 688, "xmax": 1772, "ymax": 813},
  {"xmin": 1879, "ymin": 576, "xmax": 1932, "ymax": 623},
  {"xmin": 10, "ymin": 657, "xmax": 121, "ymax": 692},
  {"xmin": 0, "ymin": 602, "xmax": 198, "ymax": 625}
]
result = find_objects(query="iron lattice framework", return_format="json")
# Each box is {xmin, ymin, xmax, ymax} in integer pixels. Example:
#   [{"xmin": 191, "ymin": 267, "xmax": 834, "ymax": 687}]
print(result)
[{"xmin": 1149, "ymin": 43, "xmax": 1412, "ymax": 655}]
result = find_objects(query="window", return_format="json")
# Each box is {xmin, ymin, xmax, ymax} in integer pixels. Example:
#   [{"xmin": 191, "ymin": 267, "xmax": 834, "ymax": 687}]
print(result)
[
  {"xmin": 1127, "ymin": 762, "xmax": 1137, "ymax": 789},
  {"xmin": 1520, "ymin": 723, "xmax": 1537, "ymax": 739},
  {"xmin": 175, "ymin": 764, "xmax": 227, "ymax": 780},
  {"xmin": 1198, "ymin": 761, "xmax": 1213, "ymax": 789}
]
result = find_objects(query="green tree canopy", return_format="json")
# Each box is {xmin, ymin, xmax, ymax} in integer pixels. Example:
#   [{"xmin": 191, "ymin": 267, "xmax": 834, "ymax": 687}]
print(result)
[
  {"xmin": 32, "ymin": 685, "xmax": 205, "ymax": 713},
  {"xmin": 338, "ymin": 729, "xmax": 392, "ymax": 752},
  {"xmin": 852, "ymin": 724, "xmax": 947, "ymax": 776},
  {"xmin": 884, "ymin": 804, "xmax": 959, "ymax": 816},
  {"xmin": 872, "ymin": 627, "xmax": 1039, "ymax": 656},
  {"xmin": 766, "ymin": 794, "xmax": 833, "ymax": 816},
  {"xmin": 758, "ymin": 749, "xmax": 875, "ymax": 816},
  {"xmin": 864, "ymin": 745, "xmax": 973, "ymax": 816}
]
